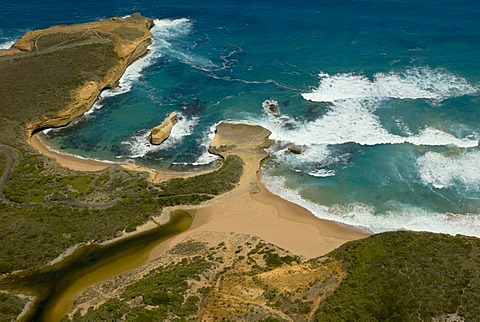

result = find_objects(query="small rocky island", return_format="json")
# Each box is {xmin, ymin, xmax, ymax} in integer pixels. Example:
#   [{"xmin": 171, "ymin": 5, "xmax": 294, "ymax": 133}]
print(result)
[{"xmin": 149, "ymin": 111, "xmax": 178, "ymax": 145}]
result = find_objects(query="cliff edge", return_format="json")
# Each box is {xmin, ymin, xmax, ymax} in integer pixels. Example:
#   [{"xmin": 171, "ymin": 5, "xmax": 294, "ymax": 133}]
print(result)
[{"xmin": 0, "ymin": 13, "xmax": 154, "ymax": 137}]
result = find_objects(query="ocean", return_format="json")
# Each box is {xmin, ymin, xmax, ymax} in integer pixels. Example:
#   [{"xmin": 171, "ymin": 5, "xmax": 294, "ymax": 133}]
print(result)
[{"xmin": 1, "ymin": 0, "xmax": 480, "ymax": 236}]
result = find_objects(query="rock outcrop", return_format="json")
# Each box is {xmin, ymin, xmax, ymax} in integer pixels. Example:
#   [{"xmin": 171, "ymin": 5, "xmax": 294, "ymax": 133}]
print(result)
[
  {"xmin": 262, "ymin": 99, "xmax": 280, "ymax": 116},
  {"xmin": 287, "ymin": 145, "xmax": 304, "ymax": 154},
  {"xmin": 149, "ymin": 112, "xmax": 178, "ymax": 145}
]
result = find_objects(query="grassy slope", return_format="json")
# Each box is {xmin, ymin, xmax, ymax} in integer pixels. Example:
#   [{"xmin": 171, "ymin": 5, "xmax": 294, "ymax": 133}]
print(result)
[
  {"xmin": 67, "ymin": 237, "xmax": 330, "ymax": 322},
  {"xmin": 66, "ymin": 231, "xmax": 480, "ymax": 322},
  {"xmin": 315, "ymin": 231, "xmax": 480, "ymax": 321},
  {"xmin": 0, "ymin": 20, "xmax": 243, "ymax": 274},
  {"xmin": 0, "ymin": 155, "xmax": 242, "ymax": 273},
  {"xmin": 0, "ymin": 42, "xmax": 117, "ymax": 125},
  {"xmin": 0, "ymin": 292, "xmax": 28, "ymax": 322}
]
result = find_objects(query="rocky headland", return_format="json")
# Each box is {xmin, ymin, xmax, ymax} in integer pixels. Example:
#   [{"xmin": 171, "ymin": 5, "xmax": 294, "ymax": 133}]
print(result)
[{"xmin": 1, "ymin": 13, "xmax": 154, "ymax": 138}]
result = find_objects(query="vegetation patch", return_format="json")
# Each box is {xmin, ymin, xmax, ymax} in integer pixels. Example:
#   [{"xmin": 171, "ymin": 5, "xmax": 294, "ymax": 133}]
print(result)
[
  {"xmin": 0, "ymin": 292, "xmax": 28, "ymax": 322},
  {"xmin": 0, "ymin": 42, "xmax": 117, "ymax": 132},
  {"xmin": 159, "ymin": 155, "xmax": 243, "ymax": 196},
  {"xmin": 71, "ymin": 258, "xmax": 210, "ymax": 321},
  {"xmin": 0, "ymin": 152, "xmax": 243, "ymax": 273},
  {"xmin": 113, "ymin": 27, "xmax": 145, "ymax": 40},
  {"xmin": 65, "ymin": 235, "xmax": 339, "ymax": 322},
  {"xmin": 315, "ymin": 231, "xmax": 480, "ymax": 321}
]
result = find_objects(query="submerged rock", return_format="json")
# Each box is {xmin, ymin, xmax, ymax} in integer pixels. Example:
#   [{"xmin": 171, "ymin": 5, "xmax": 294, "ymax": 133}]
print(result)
[
  {"xmin": 287, "ymin": 145, "xmax": 304, "ymax": 154},
  {"xmin": 262, "ymin": 99, "xmax": 280, "ymax": 116},
  {"xmin": 149, "ymin": 112, "xmax": 178, "ymax": 145}
]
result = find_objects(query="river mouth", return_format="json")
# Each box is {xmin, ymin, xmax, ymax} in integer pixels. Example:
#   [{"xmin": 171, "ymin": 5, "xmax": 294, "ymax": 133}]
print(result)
[{"xmin": 3, "ymin": 210, "xmax": 192, "ymax": 322}]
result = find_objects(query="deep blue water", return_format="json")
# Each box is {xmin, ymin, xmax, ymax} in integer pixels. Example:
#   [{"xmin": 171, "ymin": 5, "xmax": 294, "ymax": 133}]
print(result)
[{"xmin": 1, "ymin": 0, "xmax": 480, "ymax": 236}]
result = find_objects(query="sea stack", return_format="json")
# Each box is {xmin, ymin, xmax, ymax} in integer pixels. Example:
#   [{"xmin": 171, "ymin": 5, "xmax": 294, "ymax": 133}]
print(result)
[{"xmin": 149, "ymin": 112, "xmax": 178, "ymax": 145}]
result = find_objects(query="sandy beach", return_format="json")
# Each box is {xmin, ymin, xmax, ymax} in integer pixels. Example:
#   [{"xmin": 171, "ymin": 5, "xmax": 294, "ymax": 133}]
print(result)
[
  {"xmin": 29, "ymin": 133, "xmax": 219, "ymax": 183},
  {"xmin": 150, "ymin": 180, "xmax": 368, "ymax": 260},
  {"xmin": 29, "ymin": 134, "xmax": 113, "ymax": 172},
  {"xmin": 149, "ymin": 122, "xmax": 369, "ymax": 260},
  {"xmin": 31, "ymin": 122, "xmax": 368, "ymax": 260}
]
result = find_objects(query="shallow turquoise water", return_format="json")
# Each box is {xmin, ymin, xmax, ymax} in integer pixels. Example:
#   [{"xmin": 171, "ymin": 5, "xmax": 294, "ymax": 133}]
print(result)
[{"xmin": 1, "ymin": 0, "xmax": 480, "ymax": 236}]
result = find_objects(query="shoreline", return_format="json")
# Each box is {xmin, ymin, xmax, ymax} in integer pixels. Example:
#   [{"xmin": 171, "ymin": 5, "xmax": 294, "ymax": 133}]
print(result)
[
  {"xmin": 29, "ymin": 134, "xmax": 114, "ymax": 172},
  {"xmin": 31, "ymin": 123, "xmax": 369, "ymax": 260},
  {"xmin": 29, "ymin": 133, "xmax": 220, "ymax": 183},
  {"xmin": 149, "ymin": 122, "xmax": 370, "ymax": 259},
  {"xmin": 26, "ymin": 125, "xmax": 369, "ymax": 321},
  {"xmin": 149, "ymin": 174, "xmax": 369, "ymax": 261}
]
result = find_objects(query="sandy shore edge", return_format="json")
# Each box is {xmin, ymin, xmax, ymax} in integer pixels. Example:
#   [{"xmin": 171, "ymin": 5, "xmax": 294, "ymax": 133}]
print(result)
[
  {"xmin": 29, "ymin": 134, "xmax": 114, "ymax": 172},
  {"xmin": 146, "ymin": 123, "xmax": 370, "ymax": 260},
  {"xmin": 31, "ymin": 123, "xmax": 368, "ymax": 263},
  {"xmin": 29, "ymin": 133, "xmax": 219, "ymax": 183}
]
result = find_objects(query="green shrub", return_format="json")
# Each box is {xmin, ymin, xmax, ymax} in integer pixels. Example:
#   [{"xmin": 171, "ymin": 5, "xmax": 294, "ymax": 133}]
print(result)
[{"xmin": 315, "ymin": 231, "xmax": 480, "ymax": 321}]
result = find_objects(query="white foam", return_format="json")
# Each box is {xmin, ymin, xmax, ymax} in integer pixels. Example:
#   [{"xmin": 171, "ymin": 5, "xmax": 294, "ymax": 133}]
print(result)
[
  {"xmin": 255, "ymin": 67, "xmax": 479, "ymax": 149},
  {"xmin": 0, "ymin": 40, "xmax": 14, "ymax": 50},
  {"xmin": 302, "ymin": 68, "xmax": 478, "ymax": 103},
  {"xmin": 100, "ymin": 18, "xmax": 195, "ymax": 98},
  {"xmin": 279, "ymin": 67, "xmax": 478, "ymax": 146},
  {"xmin": 417, "ymin": 151, "xmax": 480, "ymax": 189},
  {"xmin": 84, "ymin": 17, "xmax": 195, "ymax": 115},
  {"xmin": 122, "ymin": 112, "xmax": 198, "ymax": 158},
  {"xmin": 153, "ymin": 18, "xmax": 192, "ymax": 39},
  {"xmin": 152, "ymin": 18, "xmax": 216, "ymax": 69},
  {"xmin": 193, "ymin": 123, "xmax": 220, "ymax": 165},
  {"xmin": 262, "ymin": 174, "xmax": 480, "ymax": 237},
  {"xmin": 257, "ymin": 99, "xmax": 478, "ymax": 148},
  {"xmin": 84, "ymin": 101, "xmax": 104, "ymax": 115},
  {"xmin": 407, "ymin": 128, "xmax": 478, "ymax": 148},
  {"xmin": 308, "ymin": 169, "xmax": 336, "ymax": 177},
  {"xmin": 262, "ymin": 99, "xmax": 280, "ymax": 116},
  {"xmin": 272, "ymin": 144, "xmax": 332, "ymax": 175}
]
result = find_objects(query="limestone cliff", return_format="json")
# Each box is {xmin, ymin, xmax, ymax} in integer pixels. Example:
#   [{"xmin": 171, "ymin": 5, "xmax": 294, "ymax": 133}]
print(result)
[
  {"xmin": 149, "ymin": 112, "xmax": 178, "ymax": 145},
  {"xmin": 4, "ymin": 14, "xmax": 155, "ymax": 136}
]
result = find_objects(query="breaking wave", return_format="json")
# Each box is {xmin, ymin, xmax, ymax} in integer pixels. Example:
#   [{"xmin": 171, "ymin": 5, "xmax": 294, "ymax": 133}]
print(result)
[
  {"xmin": 302, "ymin": 67, "xmax": 478, "ymax": 103},
  {"xmin": 417, "ymin": 151, "xmax": 480, "ymax": 190},
  {"xmin": 0, "ymin": 40, "xmax": 14, "ymax": 50},
  {"xmin": 86, "ymin": 17, "xmax": 197, "ymax": 114},
  {"xmin": 122, "ymin": 112, "xmax": 198, "ymax": 158},
  {"xmin": 262, "ymin": 174, "xmax": 480, "ymax": 237}
]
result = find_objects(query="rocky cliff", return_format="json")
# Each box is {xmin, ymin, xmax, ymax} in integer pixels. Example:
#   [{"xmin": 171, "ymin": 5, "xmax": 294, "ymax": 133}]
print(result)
[{"xmin": 1, "ymin": 13, "xmax": 155, "ymax": 136}]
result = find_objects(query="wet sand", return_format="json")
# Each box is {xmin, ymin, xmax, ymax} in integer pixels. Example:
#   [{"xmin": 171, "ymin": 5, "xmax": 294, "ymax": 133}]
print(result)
[
  {"xmin": 149, "ymin": 123, "xmax": 369, "ymax": 260},
  {"xmin": 31, "ymin": 123, "xmax": 368, "ymax": 260}
]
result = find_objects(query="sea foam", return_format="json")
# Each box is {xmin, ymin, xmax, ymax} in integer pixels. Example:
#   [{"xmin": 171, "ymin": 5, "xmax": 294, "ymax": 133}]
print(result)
[
  {"xmin": 417, "ymin": 151, "xmax": 480, "ymax": 189},
  {"xmin": 85, "ymin": 17, "xmax": 195, "ymax": 114},
  {"xmin": 261, "ymin": 174, "xmax": 480, "ymax": 237},
  {"xmin": 0, "ymin": 40, "xmax": 14, "ymax": 50},
  {"xmin": 302, "ymin": 67, "xmax": 478, "ymax": 103},
  {"xmin": 122, "ymin": 112, "xmax": 198, "ymax": 158},
  {"xmin": 153, "ymin": 18, "xmax": 215, "ymax": 69},
  {"xmin": 192, "ymin": 123, "xmax": 220, "ymax": 165},
  {"xmin": 258, "ymin": 67, "xmax": 479, "ymax": 150}
]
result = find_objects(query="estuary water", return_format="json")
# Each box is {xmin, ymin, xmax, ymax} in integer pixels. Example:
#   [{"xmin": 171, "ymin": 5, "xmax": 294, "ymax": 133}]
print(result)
[{"xmin": 1, "ymin": 0, "xmax": 480, "ymax": 236}]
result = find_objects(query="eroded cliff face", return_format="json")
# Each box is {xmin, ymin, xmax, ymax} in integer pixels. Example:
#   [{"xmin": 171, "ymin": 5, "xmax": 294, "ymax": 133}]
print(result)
[{"xmin": 0, "ymin": 14, "xmax": 154, "ymax": 136}]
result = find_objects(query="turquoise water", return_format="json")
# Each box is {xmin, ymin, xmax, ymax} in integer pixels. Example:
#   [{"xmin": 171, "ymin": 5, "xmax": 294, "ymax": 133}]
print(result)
[{"xmin": 1, "ymin": 0, "xmax": 480, "ymax": 236}]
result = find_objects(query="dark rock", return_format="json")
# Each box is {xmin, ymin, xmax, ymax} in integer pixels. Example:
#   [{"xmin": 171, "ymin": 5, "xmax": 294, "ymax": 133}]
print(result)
[
  {"xmin": 287, "ymin": 145, "xmax": 303, "ymax": 154},
  {"xmin": 262, "ymin": 99, "xmax": 280, "ymax": 116}
]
